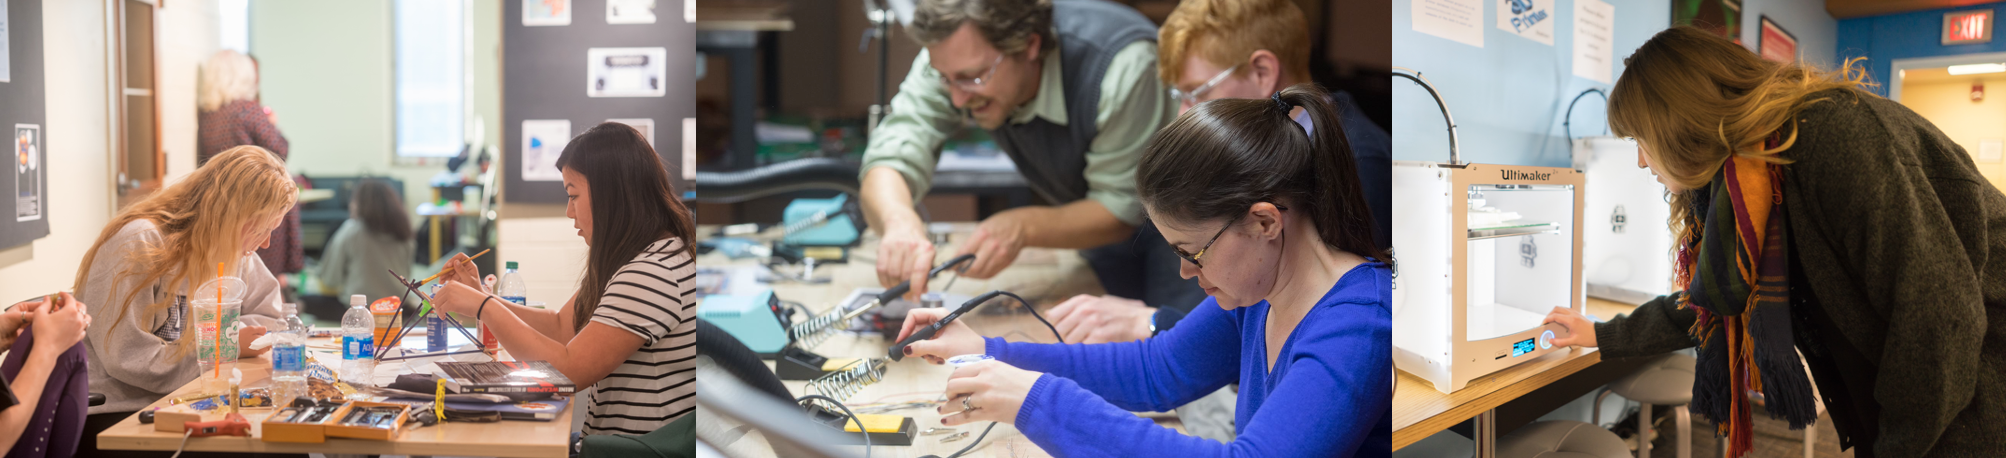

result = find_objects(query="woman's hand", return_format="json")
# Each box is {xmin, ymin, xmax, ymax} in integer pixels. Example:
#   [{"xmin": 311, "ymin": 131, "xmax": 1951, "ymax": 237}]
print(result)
[
  {"xmin": 441, "ymin": 253, "xmax": 484, "ymax": 291},
  {"xmin": 937, "ymin": 361, "xmax": 1041, "ymax": 426},
  {"xmin": 0, "ymin": 298, "xmax": 48, "ymax": 349},
  {"xmin": 30, "ymin": 293, "xmax": 90, "ymax": 356},
  {"xmin": 237, "ymin": 325, "xmax": 269, "ymax": 358},
  {"xmin": 894, "ymin": 308, "xmax": 986, "ymax": 364},
  {"xmin": 1542, "ymin": 306, "xmax": 1598, "ymax": 348},
  {"xmin": 432, "ymin": 281, "xmax": 492, "ymax": 318}
]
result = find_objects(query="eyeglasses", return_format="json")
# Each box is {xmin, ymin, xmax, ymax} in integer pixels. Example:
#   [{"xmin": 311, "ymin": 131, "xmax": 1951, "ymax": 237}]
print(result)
[
  {"xmin": 1169, "ymin": 63, "xmax": 1242, "ymax": 107},
  {"xmin": 1172, "ymin": 204, "xmax": 1287, "ymax": 269},
  {"xmin": 941, "ymin": 54, "xmax": 1007, "ymax": 91}
]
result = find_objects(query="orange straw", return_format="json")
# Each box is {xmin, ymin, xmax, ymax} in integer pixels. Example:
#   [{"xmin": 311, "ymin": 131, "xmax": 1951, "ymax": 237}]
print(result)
[{"xmin": 214, "ymin": 262, "xmax": 224, "ymax": 378}]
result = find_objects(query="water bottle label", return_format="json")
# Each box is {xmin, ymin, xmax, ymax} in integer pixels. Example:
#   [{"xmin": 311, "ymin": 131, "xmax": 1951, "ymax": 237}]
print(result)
[
  {"xmin": 273, "ymin": 345, "xmax": 306, "ymax": 372},
  {"xmin": 503, "ymin": 296, "xmax": 527, "ymax": 306},
  {"xmin": 343, "ymin": 336, "xmax": 374, "ymax": 360}
]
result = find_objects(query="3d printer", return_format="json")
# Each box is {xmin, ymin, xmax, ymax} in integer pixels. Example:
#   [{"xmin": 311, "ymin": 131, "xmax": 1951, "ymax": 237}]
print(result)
[{"xmin": 1391, "ymin": 68, "xmax": 1584, "ymax": 394}]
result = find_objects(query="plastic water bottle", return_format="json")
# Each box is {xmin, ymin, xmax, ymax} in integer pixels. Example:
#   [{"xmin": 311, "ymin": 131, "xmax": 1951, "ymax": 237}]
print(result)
[
  {"xmin": 270, "ymin": 303, "xmax": 308, "ymax": 406},
  {"xmin": 490, "ymin": 262, "xmax": 528, "ymax": 349},
  {"xmin": 498, "ymin": 262, "xmax": 527, "ymax": 305},
  {"xmin": 340, "ymin": 294, "xmax": 375, "ymax": 396}
]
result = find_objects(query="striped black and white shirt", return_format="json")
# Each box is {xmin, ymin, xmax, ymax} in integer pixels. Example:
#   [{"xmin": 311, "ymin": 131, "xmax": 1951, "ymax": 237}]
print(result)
[{"xmin": 583, "ymin": 237, "xmax": 697, "ymax": 435}]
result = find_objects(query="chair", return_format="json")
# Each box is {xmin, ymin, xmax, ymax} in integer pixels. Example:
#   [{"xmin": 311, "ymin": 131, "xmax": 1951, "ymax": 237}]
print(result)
[
  {"xmin": 1499, "ymin": 421, "xmax": 1633, "ymax": 458},
  {"xmin": 1594, "ymin": 353, "xmax": 1696, "ymax": 458}
]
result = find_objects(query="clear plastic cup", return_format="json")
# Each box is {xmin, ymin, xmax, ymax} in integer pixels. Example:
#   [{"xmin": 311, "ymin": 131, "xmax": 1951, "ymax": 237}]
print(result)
[{"xmin": 192, "ymin": 277, "xmax": 247, "ymax": 390}]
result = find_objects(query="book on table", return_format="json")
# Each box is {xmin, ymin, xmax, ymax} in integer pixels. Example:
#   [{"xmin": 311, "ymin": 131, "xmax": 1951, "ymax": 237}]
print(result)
[{"xmin": 433, "ymin": 361, "xmax": 576, "ymax": 401}]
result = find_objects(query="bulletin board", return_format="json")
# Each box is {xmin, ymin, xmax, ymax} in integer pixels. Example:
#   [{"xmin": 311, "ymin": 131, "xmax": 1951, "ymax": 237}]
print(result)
[
  {"xmin": 0, "ymin": 0, "xmax": 51, "ymax": 249},
  {"xmin": 504, "ymin": 0, "xmax": 693, "ymax": 204}
]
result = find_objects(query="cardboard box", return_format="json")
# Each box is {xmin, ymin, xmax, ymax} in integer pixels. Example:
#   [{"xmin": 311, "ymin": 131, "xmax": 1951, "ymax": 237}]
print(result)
[{"xmin": 323, "ymin": 401, "xmax": 411, "ymax": 441}]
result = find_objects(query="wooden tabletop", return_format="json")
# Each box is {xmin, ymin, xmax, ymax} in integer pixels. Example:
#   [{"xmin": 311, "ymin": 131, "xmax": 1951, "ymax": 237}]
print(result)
[
  {"xmin": 696, "ymin": 2, "xmax": 795, "ymax": 31},
  {"xmin": 1390, "ymin": 297, "xmax": 1641, "ymax": 450},
  {"xmin": 699, "ymin": 224, "xmax": 1186, "ymax": 458},
  {"xmin": 95, "ymin": 343, "xmax": 574, "ymax": 457}
]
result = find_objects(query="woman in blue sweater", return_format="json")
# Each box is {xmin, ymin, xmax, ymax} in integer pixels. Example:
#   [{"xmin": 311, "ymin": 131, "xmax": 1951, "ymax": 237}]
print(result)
[{"xmin": 897, "ymin": 84, "xmax": 1392, "ymax": 457}]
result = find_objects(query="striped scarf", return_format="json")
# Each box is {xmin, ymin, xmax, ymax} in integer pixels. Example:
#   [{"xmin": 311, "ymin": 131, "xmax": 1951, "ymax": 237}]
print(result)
[{"xmin": 1675, "ymin": 145, "xmax": 1820, "ymax": 457}]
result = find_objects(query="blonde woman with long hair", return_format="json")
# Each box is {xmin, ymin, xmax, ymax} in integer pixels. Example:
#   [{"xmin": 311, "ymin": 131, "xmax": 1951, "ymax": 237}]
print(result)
[
  {"xmin": 198, "ymin": 49, "xmax": 302, "ymax": 284},
  {"xmin": 76, "ymin": 146, "xmax": 296, "ymax": 457},
  {"xmin": 1541, "ymin": 27, "xmax": 2005, "ymax": 457}
]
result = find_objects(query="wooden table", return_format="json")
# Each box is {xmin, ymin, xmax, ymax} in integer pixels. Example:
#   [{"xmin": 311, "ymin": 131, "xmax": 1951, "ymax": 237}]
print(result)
[
  {"xmin": 699, "ymin": 224, "xmax": 1192, "ymax": 458},
  {"xmin": 95, "ymin": 340, "xmax": 574, "ymax": 457},
  {"xmin": 1392, "ymin": 298, "xmax": 1642, "ymax": 455}
]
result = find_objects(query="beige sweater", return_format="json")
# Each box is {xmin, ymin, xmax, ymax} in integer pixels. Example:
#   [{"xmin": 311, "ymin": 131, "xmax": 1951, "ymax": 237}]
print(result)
[{"xmin": 81, "ymin": 220, "xmax": 286, "ymax": 414}]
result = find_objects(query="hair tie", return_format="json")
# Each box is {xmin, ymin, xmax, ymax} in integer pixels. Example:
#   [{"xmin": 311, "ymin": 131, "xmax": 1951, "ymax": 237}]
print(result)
[{"xmin": 1271, "ymin": 92, "xmax": 1290, "ymax": 112}]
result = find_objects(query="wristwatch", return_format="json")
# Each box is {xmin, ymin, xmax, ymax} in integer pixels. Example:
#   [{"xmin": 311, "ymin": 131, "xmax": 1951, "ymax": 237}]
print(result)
[{"xmin": 1148, "ymin": 311, "xmax": 1160, "ymax": 337}]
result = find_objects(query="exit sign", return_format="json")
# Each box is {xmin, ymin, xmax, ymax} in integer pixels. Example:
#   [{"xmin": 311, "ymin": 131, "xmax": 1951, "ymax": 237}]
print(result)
[{"xmin": 1946, "ymin": 10, "xmax": 1994, "ymax": 45}]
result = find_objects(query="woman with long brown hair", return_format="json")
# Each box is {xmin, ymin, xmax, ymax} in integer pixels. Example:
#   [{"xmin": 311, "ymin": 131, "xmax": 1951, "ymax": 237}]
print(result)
[
  {"xmin": 315, "ymin": 178, "xmax": 415, "ymax": 301},
  {"xmin": 431, "ymin": 122, "xmax": 697, "ymax": 437},
  {"xmin": 75, "ymin": 146, "xmax": 296, "ymax": 456},
  {"xmin": 1542, "ymin": 26, "xmax": 2006, "ymax": 457},
  {"xmin": 895, "ymin": 84, "xmax": 1390, "ymax": 457}
]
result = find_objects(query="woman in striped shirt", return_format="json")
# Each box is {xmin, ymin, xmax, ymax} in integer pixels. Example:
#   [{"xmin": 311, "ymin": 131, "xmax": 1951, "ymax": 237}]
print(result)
[{"xmin": 434, "ymin": 121, "xmax": 697, "ymax": 436}]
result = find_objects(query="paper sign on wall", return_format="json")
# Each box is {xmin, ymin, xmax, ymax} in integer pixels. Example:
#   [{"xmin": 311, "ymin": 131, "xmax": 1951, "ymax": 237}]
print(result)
[
  {"xmin": 523, "ymin": 0, "xmax": 571, "ymax": 27},
  {"xmin": 522, "ymin": 120, "xmax": 571, "ymax": 182},
  {"xmin": 683, "ymin": 118, "xmax": 695, "ymax": 180},
  {"xmin": 587, "ymin": 47, "xmax": 667, "ymax": 98},
  {"xmin": 1499, "ymin": 0, "xmax": 1554, "ymax": 45},
  {"xmin": 1981, "ymin": 139, "xmax": 2003, "ymax": 163},
  {"xmin": 1573, "ymin": 0, "xmax": 1614, "ymax": 84},
  {"xmin": 1414, "ymin": 0, "xmax": 1484, "ymax": 48},
  {"xmin": 607, "ymin": 0, "xmax": 656, "ymax": 24},
  {"xmin": 1, "ymin": 0, "xmax": 11, "ymax": 83},
  {"xmin": 607, "ymin": 118, "xmax": 656, "ymax": 149},
  {"xmin": 14, "ymin": 124, "xmax": 38, "ymax": 222}
]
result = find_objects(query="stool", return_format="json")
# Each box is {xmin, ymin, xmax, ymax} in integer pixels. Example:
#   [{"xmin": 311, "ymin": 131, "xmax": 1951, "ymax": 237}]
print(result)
[
  {"xmin": 1594, "ymin": 354, "xmax": 1695, "ymax": 458},
  {"xmin": 1393, "ymin": 429, "xmax": 1473, "ymax": 458},
  {"xmin": 1716, "ymin": 375, "xmax": 1826, "ymax": 458},
  {"xmin": 1498, "ymin": 420, "xmax": 1632, "ymax": 458}
]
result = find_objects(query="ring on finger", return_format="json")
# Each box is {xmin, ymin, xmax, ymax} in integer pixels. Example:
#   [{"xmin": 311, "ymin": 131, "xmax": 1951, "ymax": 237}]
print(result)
[{"xmin": 961, "ymin": 397, "xmax": 977, "ymax": 412}]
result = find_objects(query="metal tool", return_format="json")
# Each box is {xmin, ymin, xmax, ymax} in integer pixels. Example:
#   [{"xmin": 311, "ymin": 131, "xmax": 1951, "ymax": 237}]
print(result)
[{"xmin": 805, "ymin": 358, "xmax": 888, "ymax": 402}]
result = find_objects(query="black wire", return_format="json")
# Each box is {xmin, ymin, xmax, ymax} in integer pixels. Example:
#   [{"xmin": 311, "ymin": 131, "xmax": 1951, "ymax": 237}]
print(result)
[
  {"xmin": 945, "ymin": 422, "xmax": 999, "ymax": 458},
  {"xmin": 1563, "ymin": 87, "xmax": 1610, "ymax": 140},
  {"xmin": 986, "ymin": 291, "xmax": 1063, "ymax": 342},
  {"xmin": 797, "ymin": 394, "xmax": 871, "ymax": 458}
]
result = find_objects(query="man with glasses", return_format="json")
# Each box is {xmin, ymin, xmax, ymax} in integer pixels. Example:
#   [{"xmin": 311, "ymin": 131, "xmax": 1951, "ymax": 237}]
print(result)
[{"xmin": 861, "ymin": 0, "xmax": 1201, "ymax": 326}]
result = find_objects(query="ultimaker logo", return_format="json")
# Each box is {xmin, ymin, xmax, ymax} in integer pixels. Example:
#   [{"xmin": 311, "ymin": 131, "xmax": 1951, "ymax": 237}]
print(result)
[{"xmin": 1501, "ymin": 169, "xmax": 1552, "ymax": 181}]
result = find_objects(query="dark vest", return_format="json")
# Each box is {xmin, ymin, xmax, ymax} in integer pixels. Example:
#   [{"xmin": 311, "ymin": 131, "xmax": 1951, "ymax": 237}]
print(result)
[{"xmin": 987, "ymin": 0, "xmax": 1157, "ymax": 206}]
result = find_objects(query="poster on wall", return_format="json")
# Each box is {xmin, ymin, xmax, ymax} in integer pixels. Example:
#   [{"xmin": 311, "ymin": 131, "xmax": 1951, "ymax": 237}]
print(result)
[
  {"xmin": 587, "ymin": 47, "xmax": 667, "ymax": 98},
  {"xmin": 1759, "ymin": 16, "xmax": 1796, "ymax": 62},
  {"xmin": 1572, "ymin": 0, "xmax": 1614, "ymax": 84},
  {"xmin": 1413, "ymin": 0, "xmax": 1484, "ymax": 48},
  {"xmin": 1982, "ymin": 139, "xmax": 2003, "ymax": 163},
  {"xmin": 685, "ymin": 0, "xmax": 694, "ymax": 23},
  {"xmin": 1498, "ymin": 0, "xmax": 1554, "ymax": 45},
  {"xmin": 521, "ymin": 120, "xmax": 571, "ymax": 182},
  {"xmin": 523, "ymin": 0, "xmax": 571, "ymax": 27},
  {"xmin": 607, "ymin": 118, "xmax": 656, "ymax": 149},
  {"xmin": 14, "ymin": 125, "xmax": 38, "ymax": 222},
  {"xmin": 1, "ymin": 0, "xmax": 11, "ymax": 83},
  {"xmin": 608, "ymin": 0, "xmax": 656, "ymax": 24},
  {"xmin": 1672, "ymin": 0, "xmax": 1741, "ymax": 42},
  {"xmin": 682, "ymin": 118, "xmax": 695, "ymax": 180}
]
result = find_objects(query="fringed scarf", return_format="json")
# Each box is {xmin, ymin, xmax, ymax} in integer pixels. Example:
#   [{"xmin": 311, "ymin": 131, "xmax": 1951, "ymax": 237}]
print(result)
[{"xmin": 1675, "ymin": 138, "xmax": 1820, "ymax": 458}]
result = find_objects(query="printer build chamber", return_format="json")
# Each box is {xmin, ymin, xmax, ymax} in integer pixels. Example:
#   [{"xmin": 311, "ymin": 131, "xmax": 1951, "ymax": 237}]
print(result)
[{"xmin": 1392, "ymin": 162, "xmax": 1585, "ymax": 393}]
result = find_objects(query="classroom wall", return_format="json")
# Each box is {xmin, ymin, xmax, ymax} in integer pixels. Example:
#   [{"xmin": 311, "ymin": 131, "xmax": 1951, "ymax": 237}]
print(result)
[
  {"xmin": 1391, "ymin": 0, "xmax": 1836, "ymax": 167},
  {"xmin": 1901, "ymin": 76, "xmax": 2006, "ymax": 187},
  {"xmin": 249, "ymin": 0, "xmax": 504, "ymax": 215},
  {"xmin": 1837, "ymin": 2, "xmax": 2006, "ymax": 98},
  {"xmin": 0, "ymin": 0, "xmax": 118, "ymax": 297},
  {"xmin": 160, "ymin": 0, "xmax": 227, "ymax": 184}
]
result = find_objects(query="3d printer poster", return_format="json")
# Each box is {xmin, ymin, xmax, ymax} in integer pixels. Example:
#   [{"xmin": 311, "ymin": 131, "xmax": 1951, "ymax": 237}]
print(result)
[
  {"xmin": 521, "ymin": 120, "xmax": 572, "ymax": 182},
  {"xmin": 586, "ymin": 47, "xmax": 666, "ymax": 98},
  {"xmin": 14, "ymin": 124, "xmax": 37, "ymax": 222}
]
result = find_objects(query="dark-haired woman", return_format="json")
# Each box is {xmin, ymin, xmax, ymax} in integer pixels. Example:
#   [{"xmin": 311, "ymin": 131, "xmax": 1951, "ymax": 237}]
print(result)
[
  {"xmin": 316, "ymin": 178, "xmax": 415, "ymax": 301},
  {"xmin": 897, "ymin": 84, "xmax": 1390, "ymax": 457},
  {"xmin": 432, "ymin": 122, "xmax": 698, "ymax": 436},
  {"xmin": 1539, "ymin": 26, "xmax": 2005, "ymax": 457}
]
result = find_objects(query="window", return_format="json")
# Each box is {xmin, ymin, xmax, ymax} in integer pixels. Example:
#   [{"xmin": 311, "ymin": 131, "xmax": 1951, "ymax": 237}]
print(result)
[{"xmin": 393, "ymin": 0, "xmax": 467, "ymax": 158}]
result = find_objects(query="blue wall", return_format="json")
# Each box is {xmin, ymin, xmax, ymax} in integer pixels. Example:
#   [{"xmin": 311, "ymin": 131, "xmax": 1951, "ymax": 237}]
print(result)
[
  {"xmin": 1393, "ymin": 0, "xmax": 1837, "ymax": 167},
  {"xmin": 1839, "ymin": 2, "xmax": 2006, "ymax": 97}
]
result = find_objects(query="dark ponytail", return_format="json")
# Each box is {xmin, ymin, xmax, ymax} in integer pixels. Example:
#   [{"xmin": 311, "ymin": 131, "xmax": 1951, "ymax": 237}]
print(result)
[{"xmin": 1137, "ymin": 83, "xmax": 1385, "ymax": 263}]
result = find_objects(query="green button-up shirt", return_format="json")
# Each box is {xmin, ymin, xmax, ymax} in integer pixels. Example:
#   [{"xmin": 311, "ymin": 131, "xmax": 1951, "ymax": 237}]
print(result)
[{"xmin": 859, "ymin": 40, "xmax": 1172, "ymax": 226}]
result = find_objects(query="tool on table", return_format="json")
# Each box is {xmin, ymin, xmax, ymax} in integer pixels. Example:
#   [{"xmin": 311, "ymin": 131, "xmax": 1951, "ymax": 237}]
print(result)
[
  {"xmin": 184, "ymin": 413, "xmax": 252, "ymax": 437},
  {"xmin": 804, "ymin": 358, "xmax": 888, "ymax": 402},
  {"xmin": 888, "ymin": 290, "xmax": 1054, "ymax": 362},
  {"xmin": 765, "ymin": 255, "xmax": 973, "ymax": 379}
]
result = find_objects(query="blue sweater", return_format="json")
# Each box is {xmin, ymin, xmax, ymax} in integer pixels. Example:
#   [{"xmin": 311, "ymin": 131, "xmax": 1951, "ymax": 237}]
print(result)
[{"xmin": 988, "ymin": 261, "xmax": 1393, "ymax": 457}]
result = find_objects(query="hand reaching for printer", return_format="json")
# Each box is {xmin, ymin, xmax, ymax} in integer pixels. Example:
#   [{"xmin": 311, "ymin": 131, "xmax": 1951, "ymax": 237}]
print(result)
[
  {"xmin": 1541, "ymin": 306, "xmax": 1597, "ymax": 348},
  {"xmin": 895, "ymin": 308, "xmax": 986, "ymax": 365}
]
